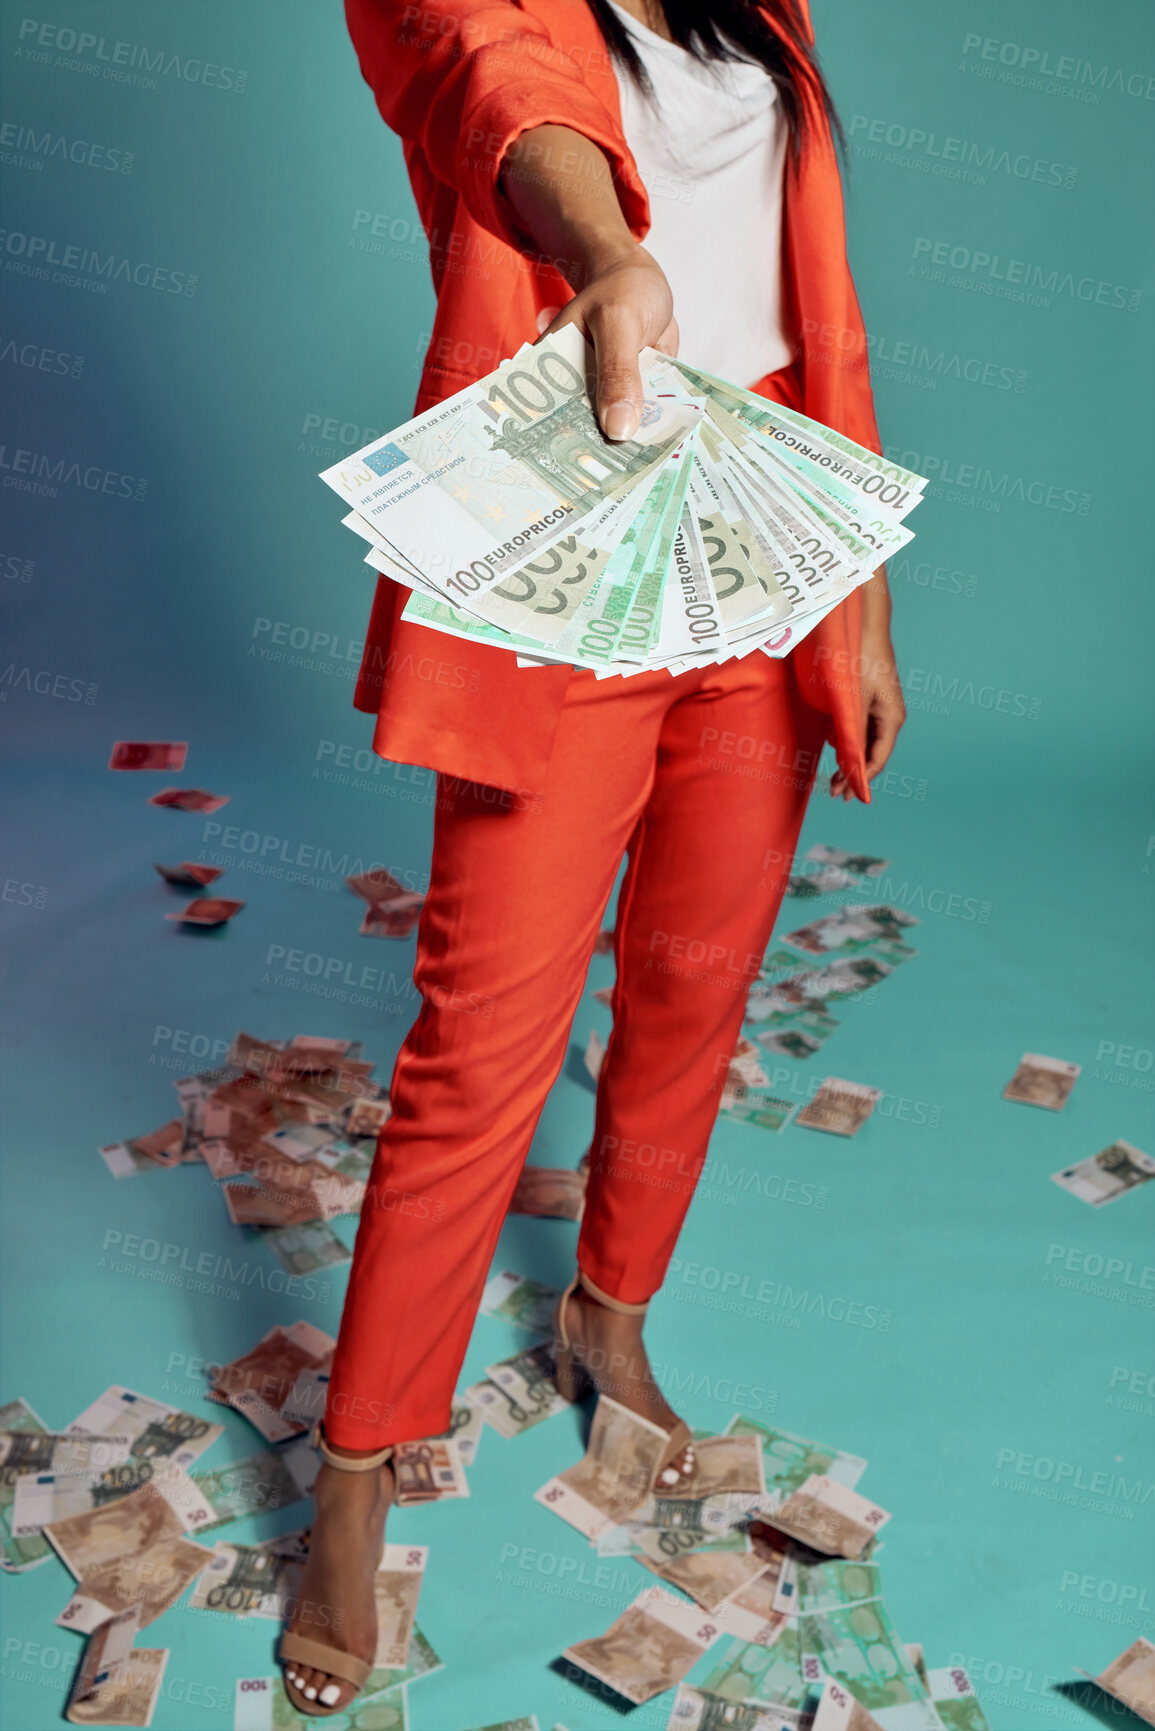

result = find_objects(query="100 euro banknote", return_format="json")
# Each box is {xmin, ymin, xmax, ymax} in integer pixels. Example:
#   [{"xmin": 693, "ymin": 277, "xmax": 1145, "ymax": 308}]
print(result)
[{"xmin": 321, "ymin": 328, "xmax": 700, "ymax": 628}]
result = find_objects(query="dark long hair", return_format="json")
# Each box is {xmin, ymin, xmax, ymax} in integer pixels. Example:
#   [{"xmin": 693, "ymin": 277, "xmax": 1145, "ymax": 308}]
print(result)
[{"xmin": 584, "ymin": 0, "xmax": 844, "ymax": 166}]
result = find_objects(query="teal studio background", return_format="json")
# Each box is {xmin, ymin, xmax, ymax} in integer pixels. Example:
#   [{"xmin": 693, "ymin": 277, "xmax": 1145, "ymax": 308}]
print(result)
[{"xmin": 2, "ymin": 1, "xmax": 1153, "ymax": 1727}]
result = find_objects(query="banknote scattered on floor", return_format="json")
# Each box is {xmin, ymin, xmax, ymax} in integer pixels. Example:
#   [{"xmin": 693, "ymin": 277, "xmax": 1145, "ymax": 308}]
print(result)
[
  {"xmin": 320, "ymin": 329, "xmax": 928, "ymax": 678},
  {"xmin": 1078, "ymin": 1637, "xmax": 1155, "ymax": 1726},
  {"xmin": 153, "ymin": 861, "xmax": 224, "ymax": 888},
  {"xmin": 147, "ymin": 787, "xmax": 230, "ymax": 812},
  {"xmin": 1003, "ymin": 1052, "xmax": 1080, "ymax": 1110},
  {"xmin": 96, "ymin": 1026, "xmax": 399, "ymax": 1269},
  {"xmin": 109, "ymin": 741, "xmax": 188, "ymax": 771},
  {"xmin": 347, "ymin": 867, "xmax": 425, "ymax": 938},
  {"xmin": 535, "ymin": 1402, "xmax": 993, "ymax": 1729},
  {"xmin": 1, "ymin": 1371, "xmax": 453, "ymax": 1726},
  {"xmin": 1051, "ymin": 1140, "xmax": 1155, "ymax": 1205},
  {"xmin": 795, "ymin": 1080, "xmax": 882, "ymax": 1139},
  {"xmin": 166, "ymin": 896, "xmax": 245, "ymax": 927}
]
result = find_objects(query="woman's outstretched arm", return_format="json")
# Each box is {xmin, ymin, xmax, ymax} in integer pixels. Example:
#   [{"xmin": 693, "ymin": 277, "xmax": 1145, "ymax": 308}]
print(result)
[{"xmin": 500, "ymin": 123, "xmax": 677, "ymax": 442}]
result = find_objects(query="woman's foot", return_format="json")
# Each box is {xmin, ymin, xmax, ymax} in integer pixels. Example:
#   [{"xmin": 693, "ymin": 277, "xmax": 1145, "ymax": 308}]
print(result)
[
  {"xmin": 559, "ymin": 1284, "xmax": 695, "ymax": 1488},
  {"xmin": 281, "ymin": 1449, "xmax": 395, "ymax": 1712}
]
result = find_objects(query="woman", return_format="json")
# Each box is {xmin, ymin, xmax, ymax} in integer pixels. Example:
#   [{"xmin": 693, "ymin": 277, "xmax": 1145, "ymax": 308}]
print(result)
[{"xmin": 280, "ymin": 0, "xmax": 905, "ymax": 1711}]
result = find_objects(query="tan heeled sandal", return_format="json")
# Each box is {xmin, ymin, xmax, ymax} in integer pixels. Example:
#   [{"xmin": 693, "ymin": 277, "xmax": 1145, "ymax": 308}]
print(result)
[
  {"xmin": 278, "ymin": 1426, "xmax": 394, "ymax": 1718},
  {"xmin": 552, "ymin": 1270, "xmax": 698, "ymax": 1496}
]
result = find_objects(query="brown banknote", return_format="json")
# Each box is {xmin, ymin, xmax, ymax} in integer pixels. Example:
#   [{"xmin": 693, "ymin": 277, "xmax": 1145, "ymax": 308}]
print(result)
[
  {"xmin": 360, "ymin": 896, "xmax": 423, "ymax": 938},
  {"xmin": 770, "ymin": 1475, "xmax": 890, "ymax": 1560},
  {"xmin": 346, "ymin": 869, "xmax": 407, "ymax": 905},
  {"xmin": 65, "ymin": 1648, "xmax": 169, "ymax": 1727},
  {"xmin": 109, "ymin": 742, "xmax": 187, "ymax": 771},
  {"xmin": 210, "ymin": 1321, "xmax": 336, "ymax": 1442},
  {"xmin": 796, "ymin": 1079, "xmax": 881, "ymax": 1138},
  {"xmin": 723, "ymin": 1552, "xmax": 789, "ymax": 1646},
  {"xmin": 392, "ymin": 1441, "xmax": 468, "ymax": 1505},
  {"xmin": 1080, "ymin": 1638, "xmax": 1155, "ymax": 1725},
  {"xmin": 643, "ymin": 1547, "xmax": 771, "ymax": 1615},
  {"xmin": 1003, "ymin": 1052, "xmax": 1080, "ymax": 1111},
  {"xmin": 129, "ymin": 1121, "xmax": 185, "ymax": 1168},
  {"xmin": 45, "ymin": 1480, "xmax": 187, "ymax": 1576},
  {"xmin": 509, "ymin": 1165, "xmax": 586, "ymax": 1221},
  {"xmin": 536, "ymin": 1397, "xmax": 672, "ymax": 1537},
  {"xmin": 153, "ymin": 862, "xmax": 223, "ymax": 887},
  {"xmin": 345, "ymin": 1097, "xmax": 392, "ymax": 1138},
  {"xmin": 67, "ymin": 1604, "xmax": 141, "ymax": 1705},
  {"xmin": 148, "ymin": 788, "xmax": 229, "ymax": 812},
  {"xmin": 373, "ymin": 1544, "xmax": 427, "ymax": 1667},
  {"xmin": 563, "ymin": 1586, "xmax": 719, "ymax": 1705},
  {"xmin": 167, "ymin": 897, "xmax": 245, "ymax": 926},
  {"xmin": 223, "ymin": 1183, "xmax": 325, "ymax": 1229},
  {"xmin": 282, "ymin": 1036, "xmax": 359, "ymax": 1068},
  {"xmin": 59, "ymin": 1533, "xmax": 212, "ymax": 1632}
]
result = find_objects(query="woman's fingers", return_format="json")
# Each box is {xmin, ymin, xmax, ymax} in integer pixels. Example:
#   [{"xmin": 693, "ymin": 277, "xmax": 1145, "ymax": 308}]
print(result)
[
  {"xmin": 864, "ymin": 710, "xmax": 902, "ymax": 780},
  {"xmin": 654, "ymin": 314, "xmax": 680, "ymax": 357},
  {"xmin": 589, "ymin": 304, "xmax": 645, "ymax": 440},
  {"xmin": 532, "ymin": 251, "xmax": 674, "ymax": 440},
  {"xmin": 863, "ymin": 679, "xmax": 906, "ymax": 780}
]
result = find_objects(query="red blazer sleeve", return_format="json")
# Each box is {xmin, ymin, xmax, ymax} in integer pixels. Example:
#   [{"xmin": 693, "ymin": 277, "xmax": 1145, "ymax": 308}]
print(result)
[{"xmin": 344, "ymin": 0, "xmax": 649, "ymax": 248}]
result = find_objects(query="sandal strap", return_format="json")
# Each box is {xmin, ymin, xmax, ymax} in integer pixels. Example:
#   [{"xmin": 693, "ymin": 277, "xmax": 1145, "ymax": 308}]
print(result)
[
  {"xmin": 578, "ymin": 1268, "xmax": 650, "ymax": 1315},
  {"xmin": 552, "ymin": 1274, "xmax": 581, "ymax": 1352},
  {"xmin": 313, "ymin": 1423, "xmax": 394, "ymax": 1472},
  {"xmin": 279, "ymin": 1632, "xmax": 372, "ymax": 1689}
]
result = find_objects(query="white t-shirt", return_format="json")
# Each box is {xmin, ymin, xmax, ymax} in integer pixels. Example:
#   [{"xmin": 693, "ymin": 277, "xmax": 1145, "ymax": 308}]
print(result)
[{"xmin": 608, "ymin": 0, "xmax": 792, "ymax": 385}]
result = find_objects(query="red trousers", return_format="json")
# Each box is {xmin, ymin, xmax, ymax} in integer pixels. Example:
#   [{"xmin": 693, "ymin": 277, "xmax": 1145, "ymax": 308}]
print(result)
[{"xmin": 325, "ymin": 655, "xmax": 827, "ymax": 1446}]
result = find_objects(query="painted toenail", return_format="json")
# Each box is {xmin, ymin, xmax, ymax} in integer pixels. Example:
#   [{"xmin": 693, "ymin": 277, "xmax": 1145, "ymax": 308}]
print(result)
[
  {"xmin": 320, "ymin": 1685, "xmax": 341, "ymax": 1706},
  {"xmin": 304, "ymin": 1687, "xmax": 317, "ymax": 1699}
]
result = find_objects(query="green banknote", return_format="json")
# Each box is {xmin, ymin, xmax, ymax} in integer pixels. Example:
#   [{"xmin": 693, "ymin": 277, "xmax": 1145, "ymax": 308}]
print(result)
[
  {"xmin": 400, "ymin": 586, "xmax": 542, "ymax": 655},
  {"xmin": 688, "ymin": 451, "xmax": 790, "ymax": 631},
  {"xmin": 699, "ymin": 1625, "xmax": 808, "ymax": 1708},
  {"xmin": 464, "ymin": 1722, "xmax": 540, "ymax": 1731},
  {"xmin": 480, "ymin": 1270, "xmax": 557, "ymax": 1332},
  {"xmin": 926, "ymin": 1668, "xmax": 991, "ymax": 1731},
  {"xmin": 609, "ymin": 1521, "xmax": 750, "ymax": 1565},
  {"xmin": 556, "ymin": 456, "xmax": 677, "ymax": 669},
  {"xmin": 721, "ymin": 1088, "xmax": 796, "ymax": 1133},
  {"xmin": 671, "ymin": 358, "xmax": 926, "ymax": 505},
  {"xmin": 794, "ymin": 1560, "xmax": 882, "ymax": 1616},
  {"xmin": 362, "ymin": 1622, "xmax": 443, "ymax": 1697},
  {"xmin": 192, "ymin": 1439, "xmax": 317, "ymax": 1529},
  {"xmin": 324, "ymin": 337, "xmax": 931, "ymax": 679},
  {"xmin": 800, "ymin": 1600, "xmax": 937, "ymax": 1724},
  {"xmin": 322, "ymin": 327, "xmax": 698, "ymax": 627},
  {"xmin": 0, "ymin": 1397, "xmax": 52, "ymax": 1570},
  {"xmin": 260, "ymin": 1218, "xmax": 351, "ymax": 1275},
  {"xmin": 725, "ymin": 1417, "xmax": 867, "ymax": 1498},
  {"xmin": 616, "ymin": 440, "xmax": 696, "ymax": 665},
  {"xmin": 234, "ymin": 1674, "xmax": 407, "ymax": 1730}
]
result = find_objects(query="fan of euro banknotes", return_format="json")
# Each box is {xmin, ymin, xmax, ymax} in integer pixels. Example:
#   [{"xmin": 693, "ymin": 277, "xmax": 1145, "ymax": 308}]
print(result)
[{"xmin": 319, "ymin": 328, "xmax": 929, "ymax": 676}]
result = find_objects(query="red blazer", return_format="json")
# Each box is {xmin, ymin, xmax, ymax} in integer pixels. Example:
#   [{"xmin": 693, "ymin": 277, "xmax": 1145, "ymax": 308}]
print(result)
[{"xmin": 345, "ymin": 0, "xmax": 881, "ymax": 801}]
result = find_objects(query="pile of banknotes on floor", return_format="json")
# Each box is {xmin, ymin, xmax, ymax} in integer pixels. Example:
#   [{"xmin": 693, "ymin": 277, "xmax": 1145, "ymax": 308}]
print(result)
[
  {"xmin": 721, "ymin": 873, "xmax": 918, "ymax": 1139},
  {"xmin": 320, "ymin": 328, "xmax": 928, "ymax": 676},
  {"xmin": 4, "ymin": 1356, "xmax": 1153, "ymax": 1729},
  {"xmin": 5, "ymin": 1027, "xmax": 1152, "ymax": 1725},
  {"xmin": 97, "ymin": 1029, "xmax": 392, "ymax": 1278},
  {"xmin": 0, "ymin": 1365, "xmax": 457, "ymax": 1728}
]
